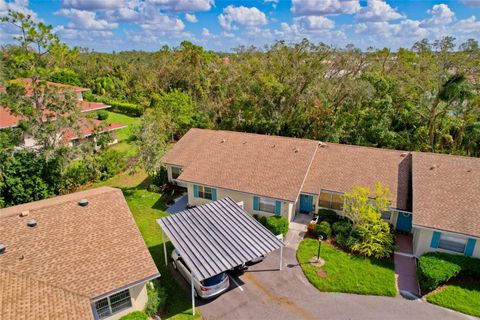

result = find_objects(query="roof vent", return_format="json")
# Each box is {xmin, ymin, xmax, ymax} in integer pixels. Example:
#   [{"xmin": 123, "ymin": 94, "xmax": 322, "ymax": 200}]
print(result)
[
  {"xmin": 294, "ymin": 148, "xmax": 299, "ymax": 153},
  {"xmin": 27, "ymin": 219, "xmax": 37, "ymax": 228},
  {"xmin": 0, "ymin": 244, "xmax": 5, "ymax": 255},
  {"xmin": 430, "ymin": 164, "xmax": 438, "ymax": 170},
  {"xmin": 19, "ymin": 210, "xmax": 29, "ymax": 217},
  {"xmin": 272, "ymin": 144, "xmax": 276, "ymax": 148},
  {"xmin": 221, "ymin": 138, "xmax": 226, "ymax": 143},
  {"xmin": 79, "ymin": 199, "xmax": 89, "ymax": 207},
  {"xmin": 467, "ymin": 169, "xmax": 472, "ymax": 173},
  {"xmin": 400, "ymin": 152, "xmax": 408, "ymax": 157}
]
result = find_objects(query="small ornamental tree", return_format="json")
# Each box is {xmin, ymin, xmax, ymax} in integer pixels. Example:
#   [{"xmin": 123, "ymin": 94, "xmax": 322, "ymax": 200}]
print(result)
[{"xmin": 342, "ymin": 183, "xmax": 394, "ymax": 259}]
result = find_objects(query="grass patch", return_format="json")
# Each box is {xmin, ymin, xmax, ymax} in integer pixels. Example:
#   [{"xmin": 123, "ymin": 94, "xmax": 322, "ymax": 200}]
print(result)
[
  {"xmin": 98, "ymin": 169, "xmax": 200, "ymax": 319},
  {"xmin": 427, "ymin": 283, "xmax": 480, "ymax": 317},
  {"xmin": 105, "ymin": 111, "xmax": 141, "ymax": 143},
  {"xmin": 297, "ymin": 238, "xmax": 396, "ymax": 296}
]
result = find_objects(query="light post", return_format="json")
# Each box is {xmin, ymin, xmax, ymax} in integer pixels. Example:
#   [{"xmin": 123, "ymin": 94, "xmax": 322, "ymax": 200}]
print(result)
[{"xmin": 317, "ymin": 235, "xmax": 324, "ymax": 261}]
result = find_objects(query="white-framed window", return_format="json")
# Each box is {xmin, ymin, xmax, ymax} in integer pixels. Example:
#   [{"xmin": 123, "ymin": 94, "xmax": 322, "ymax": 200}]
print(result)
[
  {"xmin": 198, "ymin": 186, "xmax": 212, "ymax": 200},
  {"xmin": 318, "ymin": 191, "xmax": 344, "ymax": 210},
  {"xmin": 95, "ymin": 289, "xmax": 132, "ymax": 319},
  {"xmin": 259, "ymin": 197, "xmax": 276, "ymax": 214},
  {"xmin": 171, "ymin": 166, "xmax": 182, "ymax": 179},
  {"xmin": 438, "ymin": 234, "xmax": 467, "ymax": 253}
]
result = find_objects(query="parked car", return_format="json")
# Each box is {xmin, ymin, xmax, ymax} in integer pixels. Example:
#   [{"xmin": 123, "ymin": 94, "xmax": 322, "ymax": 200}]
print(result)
[{"xmin": 172, "ymin": 249, "xmax": 230, "ymax": 299}]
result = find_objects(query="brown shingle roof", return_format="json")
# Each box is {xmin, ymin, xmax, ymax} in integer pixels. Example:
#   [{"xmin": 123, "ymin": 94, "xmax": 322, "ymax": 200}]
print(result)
[
  {"xmin": 163, "ymin": 128, "xmax": 319, "ymax": 201},
  {"xmin": 0, "ymin": 270, "xmax": 93, "ymax": 320},
  {"xmin": 412, "ymin": 152, "xmax": 480, "ymax": 237},
  {"xmin": 302, "ymin": 143, "xmax": 411, "ymax": 211},
  {"xmin": 0, "ymin": 187, "xmax": 159, "ymax": 317}
]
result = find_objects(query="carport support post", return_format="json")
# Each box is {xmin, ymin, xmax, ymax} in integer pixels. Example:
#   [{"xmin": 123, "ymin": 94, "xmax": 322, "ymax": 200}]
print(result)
[
  {"xmin": 161, "ymin": 228, "xmax": 167, "ymax": 266},
  {"xmin": 191, "ymin": 274, "xmax": 195, "ymax": 316},
  {"xmin": 279, "ymin": 246, "xmax": 283, "ymax": 270}
]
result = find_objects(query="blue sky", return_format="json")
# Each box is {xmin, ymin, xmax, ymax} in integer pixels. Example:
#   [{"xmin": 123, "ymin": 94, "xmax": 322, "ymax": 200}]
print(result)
[{"xmin": 1, "ymin": 0, "xmax": 480, "ymax": 52}]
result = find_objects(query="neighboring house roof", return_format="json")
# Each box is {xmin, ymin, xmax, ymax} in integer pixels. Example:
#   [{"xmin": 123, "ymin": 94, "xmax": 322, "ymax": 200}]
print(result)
[
  {"xmin": 412, "ymin": 152, "xmax": 480, "ymax": 238},
  {"xmin": 0, "ymin": 187, "xmax": 159, "ymax": 317},
  {"xmin": 302, "ymin": 143, "xmax": 412, "ymax": 211},
  {"xmin": 0, "ymin": 269, "xmax": 93, "ymax": 320},
  {"xmin": 5, "ymin": 78, "xmax": 89, "ymax": 95},
  {"xmin": 158, "ymin": 197, "xmax": 284, "ymax": 281},
  {"xmin": 163, "ymin": 128, "xmax": 319, "ymax": 202},
  {"xmin": 63, "ymin": 119, "xmax": 127, "ymax": 141}
]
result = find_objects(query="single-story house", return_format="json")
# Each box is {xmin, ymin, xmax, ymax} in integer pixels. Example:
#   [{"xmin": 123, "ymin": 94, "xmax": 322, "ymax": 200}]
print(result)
[
  {"xmin": 163, "ymin": 128, "xmax": 479, "ymax": 259},
  {"xmin": 0, "ymin": 187, "xmax": 160, "ymax": 320}
]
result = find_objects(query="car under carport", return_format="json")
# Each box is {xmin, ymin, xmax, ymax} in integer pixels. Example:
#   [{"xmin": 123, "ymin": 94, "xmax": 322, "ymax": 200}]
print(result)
[{"xmin": 157, "ymin": 196, "xmax": 285, "ymax": 315}]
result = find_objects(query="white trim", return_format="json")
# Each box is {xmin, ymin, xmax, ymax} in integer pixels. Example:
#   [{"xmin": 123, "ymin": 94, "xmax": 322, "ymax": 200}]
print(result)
[
  {"xmin": 92, "ymin": 274, "xmax": 160, "ymax": 301},
  {"xmin": 412, "ymin": 224, "xmax": 480, "ymax": 240}
]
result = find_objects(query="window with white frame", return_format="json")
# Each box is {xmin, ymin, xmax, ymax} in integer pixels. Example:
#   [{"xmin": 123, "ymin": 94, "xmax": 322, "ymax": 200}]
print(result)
[
  {"xmin": 259, "ymin": 197, "xmax": 276, "ymax": 213},
  {"xmin": 438, "ymin": 234, "xmax": 467, "ymax": 253},
  {"xmin": 171, "ymin": 166, "xmax": 182, "ymax": 179},
  {"xmin": 198, "ymin": 186, "xmax": 212, "ymax": 200},
  {"xmin": 318, "ymin": 191, "xmax": 344, "ymax": 210},
  {"xmin": 95, "ymin": 289, "xmax": 132, "ymax": 319}
]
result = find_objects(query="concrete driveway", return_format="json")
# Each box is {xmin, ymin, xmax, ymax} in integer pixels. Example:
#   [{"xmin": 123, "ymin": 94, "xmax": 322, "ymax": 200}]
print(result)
[{"xmin": 197, "ymin": 247, "xmax": 474, "ymax": 320}]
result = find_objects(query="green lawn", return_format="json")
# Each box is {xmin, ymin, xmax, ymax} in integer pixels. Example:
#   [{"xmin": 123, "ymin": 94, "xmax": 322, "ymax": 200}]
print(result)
[
  {"xmin": 426, "ymin": 283, "xmax": 480, "ymax": 317},
  {"xmin": 98, "ymin": 169, "xmax": 200, "ymax": 319},
  {"xmin": 296, "ymin": 238, "xmax": 397, "ymax": 296},
  {"xmin": 105, "ymin": 111, "xmax": 141, "ymax": 143}
]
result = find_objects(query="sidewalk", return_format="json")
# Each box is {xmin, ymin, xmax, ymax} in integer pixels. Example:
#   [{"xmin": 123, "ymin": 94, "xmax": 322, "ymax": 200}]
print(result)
[
  {"xmin": 284, "ymin": 214, "xmax": 310, "ymax": 249},
  {"xmin": 394, "ymin": 233, "xmax": 420, "ymax": 299}
]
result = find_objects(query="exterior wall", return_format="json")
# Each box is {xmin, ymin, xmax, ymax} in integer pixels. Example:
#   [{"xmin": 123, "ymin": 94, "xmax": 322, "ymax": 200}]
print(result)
[
  {"xmin": 185, "ymin": 182, "xmax": 295, "ymax": 221},
  {"xmin": 412, "ymin": 227, "xmax": 480, "ymax": 259},
  {"xmin": 77, "ymin": 92, "xmax": 83, "ymax": 101},
  {"xmin": 101, "ymin": 282, "xmax": 149, "ymax": 320},
  {"xmin": 166, "ymin": 164, "xmax": 187, "ymax": 188}
]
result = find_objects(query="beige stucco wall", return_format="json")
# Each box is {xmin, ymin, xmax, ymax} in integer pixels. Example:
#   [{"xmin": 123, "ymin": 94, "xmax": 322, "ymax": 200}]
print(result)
[
  {"xmin": 184, "ymin": 182, "xmax": 295, "ymax": 222},
  {"xmin": 412, "ymin": 227, "xmax": 480, "ymax": 259},
  {"xmin": 101, "ymin": 282, "xmax": 149, "ymax": 320}
]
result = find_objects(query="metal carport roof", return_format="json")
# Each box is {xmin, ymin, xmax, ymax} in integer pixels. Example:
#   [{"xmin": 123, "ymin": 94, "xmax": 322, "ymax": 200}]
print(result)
[{"xmin": 157, "ymin": 197, "xmax": 285, "ymax": 281}]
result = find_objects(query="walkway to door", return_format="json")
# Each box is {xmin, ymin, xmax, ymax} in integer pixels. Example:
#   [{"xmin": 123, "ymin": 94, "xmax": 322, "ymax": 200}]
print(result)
[{"xmin": 394, "ymin": 233, "xmax": 420, "ymax": 299}]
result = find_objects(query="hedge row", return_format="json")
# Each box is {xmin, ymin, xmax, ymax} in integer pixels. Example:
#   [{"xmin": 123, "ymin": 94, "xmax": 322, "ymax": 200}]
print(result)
[
  {"xmin": 84, "ymin": 92, "xmax": 144, "ymax": 116},
  {"xmin": 253, "ymin": 215, "xmax": 289, "ymax": 236},
  {"xmin": 417, "ymin": 252, "xmax": 480, "ymax": 292}
]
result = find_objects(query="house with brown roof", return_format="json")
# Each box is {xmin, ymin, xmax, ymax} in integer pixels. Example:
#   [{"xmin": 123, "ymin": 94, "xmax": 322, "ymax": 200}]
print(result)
[
  {"xmin": 0, "ymin": 78, "xmax": 127, "ymax": 147},
  {"xmin": 0, "ymin": 187, "xmax": 160, "ymax": 320},
  {"xmin": 163, "ymin": 128, "xmax": 479, "ymax": 259}
]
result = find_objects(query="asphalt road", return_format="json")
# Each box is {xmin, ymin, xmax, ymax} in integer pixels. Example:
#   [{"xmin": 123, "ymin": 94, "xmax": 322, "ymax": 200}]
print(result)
[{"xmin": 195, "ymin": 247, "xmax": 475, "ymax": 320}]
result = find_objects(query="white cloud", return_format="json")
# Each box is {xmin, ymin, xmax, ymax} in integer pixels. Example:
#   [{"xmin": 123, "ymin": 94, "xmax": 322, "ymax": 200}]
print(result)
[
  {"xmin": 185, "ymin": 13, "xmax": 198, "ymax": 23},
  {"xmin": 139, "ymin": 12, "xmax": 185, "ymax": 32},
  {"xmin": 218, "ymin": 5, "xmax": 268, "ymax": 30},
  {"xmin": 0, "ymin": 0, "xmax": 38, "ymax": 19},
  {"xmin": 291, "ymin": 0, "xmax": 360, "ymax": 16},
  {"xmin": 356, "ymin": 0, "xmax": 404, "ymax": 22},
  {"xmin": 455, "ymin": 16, "xmax": 480, "ymax": 34},
  {"xmin": 55, "ymin": 9, "xmax": 118, "ymax": 30},
  {"xmin": 420, "ymin": 4, "xmax": 455, "ymax": 27},
  {"xmin": 294, "ymin": 16, "xmax": 335, "ymax": 30},
  {"xmin": 147, "ymin": 0, "xmax": 214, "ymax": 12},
  {"xmin": 62, "ymin": 0, "xmax": 124, "ymax": 10},
  {"xmin": 201, "ymin": 27, "xmax": 210, "ymax": 36},
  {"xmin": 356, "ymin": 19, "xmax": 427, "ymax": 39},
  {"xmin": 459, "ymin": 0, "xmax": 480, "ymax": 7}
]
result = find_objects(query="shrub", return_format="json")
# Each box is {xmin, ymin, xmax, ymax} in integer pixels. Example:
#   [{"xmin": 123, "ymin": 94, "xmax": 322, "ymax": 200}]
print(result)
[
  {"xmin": 97, "ymin": 110, "xmax": 109, "ymax": 120},
  {"xmin": 348, "ymin": 220, "xmax": 394, "ymax": 259},
  {"xmin": 252, "ymin": 214, "xmax": 259, "ymax": 221},
  {"xmin": 94, "ymin": 149, "xmax": 126, "ymax": 181},
  {"xmin": 332, "ymin": 221, "xmax": 353, "ymax": 237},
  {"xmin": 145, "ymin": 281, "xmax": 167, "ymax": 316},
  {"xmin": 318, "ymin": 209, "xmax": 340, "ymax": 224},
  {"xmin": 119, "ymin": 311, "xmax": 148, "ymax": 320},
  {"xmin": 308, "ymin": 221, "xmax": 332, "ymax": 239},
  {"xmin": 417, "ymin": 252, "xmax": 480, "ymax": 292},
  {"xmin": 265, "ymin": 216, "xmax": 289, "ymax": 235},
  {"xmin": 84, "ymin": 93, "xmax": 144, "ymax": 116},
  {"xmin": 259, "ymin": 216, "xmax": 267, "ymax": 227}
]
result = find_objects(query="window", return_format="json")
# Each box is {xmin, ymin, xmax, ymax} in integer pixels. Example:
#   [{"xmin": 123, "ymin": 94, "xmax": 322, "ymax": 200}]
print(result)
[
  {"xmin": 95, "ymin": 289, "xmax": 132, "ymax": 319},
  {"xmin": 171, "ymin": 166, "xmax": 182, "ymax": 179},
  {"xmin": 318, "ymin": 191, "xmax": 344, "ymax": 210},
  {"xmin": 259, "ymin": 197, "xmax": 276, "ymax": 213},
  {"xmin": 381, "ymin": 211, "xmax": 392, "ymax": 221},
  {"xmin": 198, "ymin": 186, "xmax": 212, "ymax": 200},
  {"xmin": 438, "ymin": 234, "xmax": 467, "ymax": 253}
]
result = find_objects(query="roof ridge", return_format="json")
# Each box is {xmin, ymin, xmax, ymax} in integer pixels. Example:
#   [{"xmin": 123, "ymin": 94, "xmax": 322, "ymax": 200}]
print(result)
[
  {"xmin": 0, "ymin": 187, "xmax": 119, "ymax": 218},
  {"xmin": 320, "ymin": 141, "xmax": 410, "ymax": 154},
  {"xmin": 0, "ymin": 268, "xmax": 91, "ymax": 300},
  {"xmin": 412, "ymin": 150, "xmax": 480, "ymax": 161}
]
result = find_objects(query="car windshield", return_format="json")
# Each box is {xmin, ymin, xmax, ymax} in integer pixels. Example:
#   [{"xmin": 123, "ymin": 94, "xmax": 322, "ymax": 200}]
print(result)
[{"xmin": 202, "ymin": 273, "xmax": 226, "ymax": 286}]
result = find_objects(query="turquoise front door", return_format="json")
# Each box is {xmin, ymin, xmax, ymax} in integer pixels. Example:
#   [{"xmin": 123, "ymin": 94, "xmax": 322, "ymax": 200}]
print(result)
[
  {"xmin": 299, "ymin": 194, "xmax": 313, "ymax": 214},
  {"xmin": 396, "ymin": 212, "xmax": 413, "ymax": 233}
]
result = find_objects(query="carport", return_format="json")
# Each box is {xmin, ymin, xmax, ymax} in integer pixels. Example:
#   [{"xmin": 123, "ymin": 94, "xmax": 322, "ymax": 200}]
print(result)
[{"xmin": 157, "ymin": 197, "xmax": 285, "ymax": 315}]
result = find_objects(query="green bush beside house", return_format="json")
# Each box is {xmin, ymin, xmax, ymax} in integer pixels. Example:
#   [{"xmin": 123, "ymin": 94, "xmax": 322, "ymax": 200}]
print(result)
[{"xmin": 119, "ymin": 311, "xmax": 149, "ymax": 320}]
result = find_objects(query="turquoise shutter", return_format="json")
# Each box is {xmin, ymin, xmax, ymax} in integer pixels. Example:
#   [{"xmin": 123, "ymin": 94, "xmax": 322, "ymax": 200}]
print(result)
[
  {"xmin": 275, "ymin": 201, "xmax": 281, "ymax": 216},
  {"xmin": 430, "ymin": 231, "xmax": 441, "ymax": 248},
  {"xmin": 253, "ymin": 196, "xmax": 259, "ymax": 211},
  {"xmin": 193, "ymin": 185, "xmax": 199, "ymax": 198},
  {"xmin": 465, "ymin": 239, "xmax": 476, "ymax": 257},
  {"xmin": 211, "ymin": 188, "xmax": 217, "ymax": 201}
]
